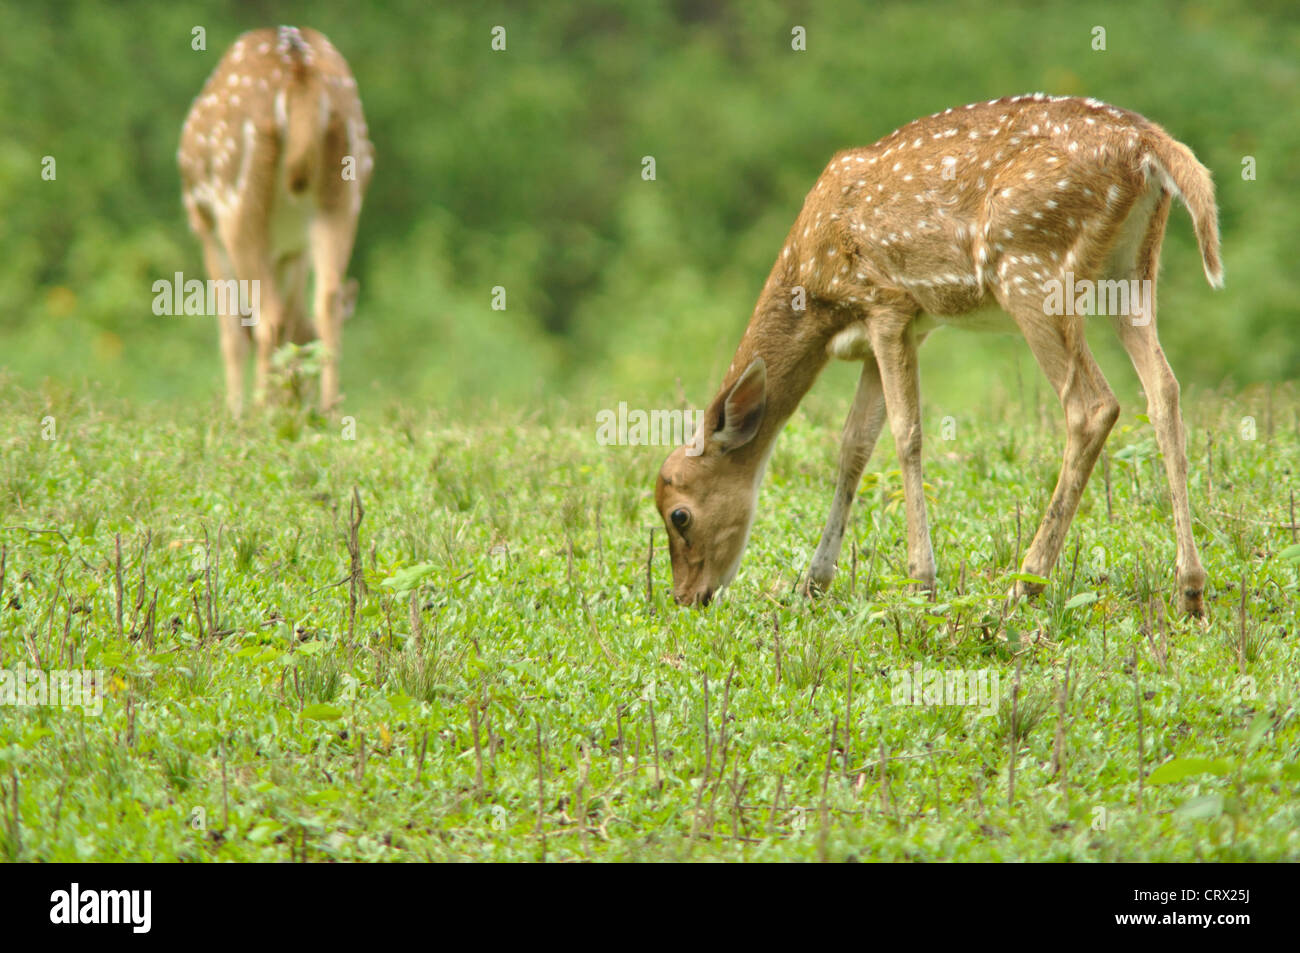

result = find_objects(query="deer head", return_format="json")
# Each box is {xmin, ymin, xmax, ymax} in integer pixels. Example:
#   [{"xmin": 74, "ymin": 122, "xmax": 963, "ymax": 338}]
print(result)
[{"xmin": 655, "ymin": 357, "xmax": 769, "ymax": 606}]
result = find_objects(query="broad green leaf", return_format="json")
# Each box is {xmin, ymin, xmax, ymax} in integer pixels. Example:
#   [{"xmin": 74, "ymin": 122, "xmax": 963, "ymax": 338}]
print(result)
[
  {"xmin": 1009, "ymin": 572, "xmax": 1050, "ymax": 586},
  {"xmin": 1148, "ymin": 758, "xmax": 1232, "ymax": 785},
  {"xmin": 302, "ymin": 703, "xmax": 345, "ymax": 721},
  {"xmin": 1175, "ymin": 794, "xmax": 1224, "ymax": 820},
  {"xmin": 98, "ymin": 649, "xmax": 125, "ymax": 668},
  {"xmin": 1245, "ymin": 712, "xmax": 1271, "ymax": 750},
  {"xmin": 247, "ymin": 821, "xmax": 282, "ymax": 844},
  {"xmin": 381, "ymin": 563, "xmax": 438, "ymax": 593}
]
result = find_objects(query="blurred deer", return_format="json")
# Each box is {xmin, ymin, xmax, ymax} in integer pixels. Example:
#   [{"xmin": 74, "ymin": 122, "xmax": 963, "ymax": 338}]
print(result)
[
  {"xmin": 656, "ymin": 95, "xmax": 1220, "ymax": 615},
  {"xmin": 179, "ymin": 26, "xmax": 374, "ymax": 415}
]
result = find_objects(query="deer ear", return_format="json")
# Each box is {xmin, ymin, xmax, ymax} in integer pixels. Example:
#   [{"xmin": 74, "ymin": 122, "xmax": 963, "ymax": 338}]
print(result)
[{"xmin": 712, "ymin": 358, "xmax": 766, "ymax": 452}]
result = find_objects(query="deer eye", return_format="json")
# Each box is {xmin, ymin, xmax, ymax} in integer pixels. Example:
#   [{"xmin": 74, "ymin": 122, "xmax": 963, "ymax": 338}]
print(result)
[{"xmin": 671, "ymin": 508, "xmax": 691, "ymax": 531}]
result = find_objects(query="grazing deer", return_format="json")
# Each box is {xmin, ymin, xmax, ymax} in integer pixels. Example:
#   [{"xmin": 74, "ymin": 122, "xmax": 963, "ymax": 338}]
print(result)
[
  {"xmin": 656, "ymin": 94, "xmax": 1221, "ymax": 614},
  {"xmin": 178, "ymin": 26, "xmax": 374, "ymax": 416}
]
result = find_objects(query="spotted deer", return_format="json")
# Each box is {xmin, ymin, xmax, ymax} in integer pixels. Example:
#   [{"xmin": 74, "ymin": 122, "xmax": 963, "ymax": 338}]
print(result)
[
  {"xmin": 178, "ymin": 26, "xmax": 374, "ymax": 416},
  {"xmin": 656, "ymin": 94, "xmax": 1221, "ymax": 614}
]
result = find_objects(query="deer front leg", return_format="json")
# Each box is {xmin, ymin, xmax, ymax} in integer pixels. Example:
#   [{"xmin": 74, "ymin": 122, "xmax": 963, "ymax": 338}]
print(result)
[
  {"xmin": 806, "ymin": 359, "xmax": 887, "ymax": 595},
  {"xmin": 279, "ymin": 252, "xmax": 314, "ymax": 345},
  {"xmin": 1012, "ymin": 311, "xmax": 1119, "ymax": 599},
  {"xmin": 870, "ymin": 321, "xmax": 936, "ymax": 591}
]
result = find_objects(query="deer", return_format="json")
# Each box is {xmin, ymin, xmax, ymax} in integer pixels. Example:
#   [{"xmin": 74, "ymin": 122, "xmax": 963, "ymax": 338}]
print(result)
[
  {"xmin": 655, "ymin": 94, "xmax": 1221, "ymax": 615},
  {"xmin": 178, "ymin": 26, "xmax": 375, "ymax": 416}
]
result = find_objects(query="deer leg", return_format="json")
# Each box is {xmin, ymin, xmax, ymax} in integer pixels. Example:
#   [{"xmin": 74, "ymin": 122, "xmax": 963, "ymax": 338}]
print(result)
[
  {"xmin": 222, "ymin": 235, "xmax": 284, "ymax": 407},
  {"xmin": 807, "ymin": 359, "xmax": 887, "ymax": 594},
  {"xmin": 279, "ymin": 252, "xmax": 314, "ymax": 345},
  {"xmin": 309, "ymin": 213, "xmax": 357, "ymax": 414},
  {"xmin": 232, "ymin": 261, "xmax": 286, "ymax": 408},
  {"xmin": 216, "ymin": 122, "xmax": 287, "ymax": 408},
  {"xmin": 1011, "ymin": 310, "xmax": 1119, "ymax": 598},
  {"xmin": 1112, "ymin": 301, "xmax": 1206, "ymax": 615},
  {"xmin": 869, "ymin": 319, "xmax": 936, "ymax": 590},
  {"xmin": 199, "ymin": 233, "xmax": 247, "ymax": 417}
]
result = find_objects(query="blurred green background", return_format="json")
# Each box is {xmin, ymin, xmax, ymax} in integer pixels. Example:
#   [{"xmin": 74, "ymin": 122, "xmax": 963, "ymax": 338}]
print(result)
[{"xmin": 1, "ymin": 0, "xmax": 1296, "ymax": 417}]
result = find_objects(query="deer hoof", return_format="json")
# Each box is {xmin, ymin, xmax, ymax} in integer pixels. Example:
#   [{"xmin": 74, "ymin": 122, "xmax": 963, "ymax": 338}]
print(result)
[
  {"xmin": 1177, "ymin": 567, "xmax": 1207, "ymax": 617},
  {"xmin": 1012, "ymin": 577, "xmax": 1046, "ymax": 600},
  {"xmin": 803, "ymin": 574, "xmax": 830, "ymax": 599}
]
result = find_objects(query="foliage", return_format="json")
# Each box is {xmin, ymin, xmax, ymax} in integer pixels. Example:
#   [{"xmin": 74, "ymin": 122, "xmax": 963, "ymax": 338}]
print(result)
[
  {"xmin": 1, "ymin": 0, "xmax": 1297, "ymax": 413},
  {"xmin": 0, "ymin": 381, "xmax": 1296, "ymax": 860}
]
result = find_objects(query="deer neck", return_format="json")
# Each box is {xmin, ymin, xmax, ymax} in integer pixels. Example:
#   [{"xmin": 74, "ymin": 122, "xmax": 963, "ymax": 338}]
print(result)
[{"xmin": 712, "ymin": 278, "xmax": 835, "ymax": 473}]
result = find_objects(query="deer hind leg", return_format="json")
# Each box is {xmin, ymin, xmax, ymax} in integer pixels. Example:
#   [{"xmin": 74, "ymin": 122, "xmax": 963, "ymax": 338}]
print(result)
[
  {"xmin": 1008, "ymin": 302, "xmax": 1119, "ymax": 599},
  {"xmin": 224, "ymin": 242, "xmax": 287, "ymax": 408},
  {"xmin": 807, "ymin": 358, "xmax": 887, "ymax": 594},
  {"xmin": 1111, "ymin": 196, "xmax": 1206, "ymax": 615},
  {"xmin": 199, "ymin": 231, "xmax": 248, "ymax": 417},
  {"xmin": 868, "ymin": 314, "xmax": 936, "ymax": 591},
  {"xmin": 220, "ymin": 131, "xmax": 288, "ymax": 408},
  {"xmin": 309, "ymin": 211, "xmax": 358, "ymax": 414}
]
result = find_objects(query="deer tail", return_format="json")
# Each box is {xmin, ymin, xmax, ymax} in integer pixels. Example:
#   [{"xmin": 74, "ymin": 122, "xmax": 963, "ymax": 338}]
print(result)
[
  {"xmin": 278, "ymin": 26, "xmax": 322, "ymax": 194},
  {"xmin": 1144, "ymin": 131, "xmax": 1223, "ymax": 288}
]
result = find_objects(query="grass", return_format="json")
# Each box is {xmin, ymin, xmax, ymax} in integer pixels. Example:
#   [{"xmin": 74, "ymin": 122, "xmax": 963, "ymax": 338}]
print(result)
[{"xmin": 0, "ymin": 372, "xmax": 1297, "ymax": 861}]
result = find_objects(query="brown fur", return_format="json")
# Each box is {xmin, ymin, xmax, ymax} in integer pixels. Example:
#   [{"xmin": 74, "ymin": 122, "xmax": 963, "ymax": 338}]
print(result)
[
  {"xmin": 178, "ymin": 26, "xmax": 375, "ymax": 415},
  {"xmin": 656, "ymin": 94, "xmax": 1220, "ymax": 613}
]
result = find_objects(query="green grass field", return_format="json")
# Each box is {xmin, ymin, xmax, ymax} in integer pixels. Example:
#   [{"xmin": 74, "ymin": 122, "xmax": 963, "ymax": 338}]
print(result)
[{"xmin": 1, "ymin": 375, "xmax": 1297, "ymax": 861}]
